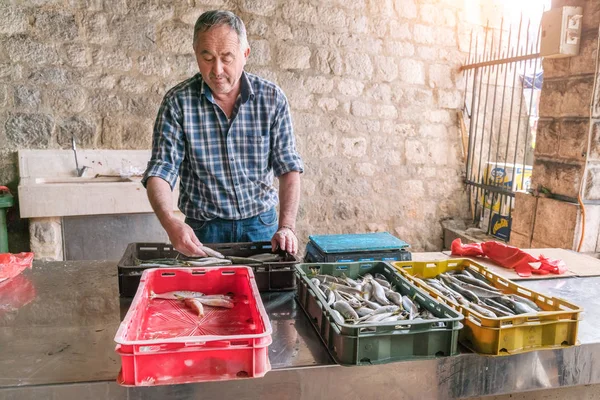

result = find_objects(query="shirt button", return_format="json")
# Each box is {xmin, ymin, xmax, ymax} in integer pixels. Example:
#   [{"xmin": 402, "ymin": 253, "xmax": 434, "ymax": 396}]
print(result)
[{"xmin": 230, "ymin": 157, "xmax": 234, "ymax": 162}]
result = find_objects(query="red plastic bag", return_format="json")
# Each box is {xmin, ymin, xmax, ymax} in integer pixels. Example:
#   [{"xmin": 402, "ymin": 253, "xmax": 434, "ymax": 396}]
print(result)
[
  {"xmin": 0, "ymin": 252, "xmax": 34, "ymax": 283},
  {"xmin": 451, "ymin": 239, "xmax": 567, "ymax": 277}
]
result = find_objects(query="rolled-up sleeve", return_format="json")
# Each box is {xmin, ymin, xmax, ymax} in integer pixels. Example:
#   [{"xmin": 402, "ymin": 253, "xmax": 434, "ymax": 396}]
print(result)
[
  {"xmin": 142, "ymin": 96, "xmax": 185, "ymax": 190},
  {"xmin": 270, "ymin": 92, "xmax": 304, "ymax": 177}
]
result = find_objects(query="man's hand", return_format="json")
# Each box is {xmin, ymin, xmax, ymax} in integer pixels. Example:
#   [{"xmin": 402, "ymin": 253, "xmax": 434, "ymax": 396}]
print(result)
[
  {"xmin": 164, "ymin": 218, "xmax": 207, "ymax": 257},
  {"xmin": 271, "ymin": 227, "xmax": 298, "ymax": 255}
]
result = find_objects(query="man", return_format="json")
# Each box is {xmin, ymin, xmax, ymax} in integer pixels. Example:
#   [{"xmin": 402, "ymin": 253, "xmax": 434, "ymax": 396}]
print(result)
[{"xmin": 142, "ymin": 10, "xmax": 303, "ymax": 256}]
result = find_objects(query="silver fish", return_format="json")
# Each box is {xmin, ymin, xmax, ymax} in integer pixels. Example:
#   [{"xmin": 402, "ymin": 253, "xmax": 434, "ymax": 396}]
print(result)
[
  {"xmin": 151, "ymin": 290, "xmax": 204, "ymax": 300},
  {"xmin": 333, "ymin": 301, "xmax": 359, "ymax": 320},
  {"xmin": 200, "ymin": 246, "xmax": 225, "ymax": 259},
  {"xmin": 385, "ymin": 290, "xmax": 404, "ymax": 307},
  {"xmin": 402, "ymin": 296, "xmax": 419, "ymax": 319},
  {"xmin": 467, "ymin": 302, "xmax": 497, "ymax": 318},
  {"xmin": 195, "ymin": 297, "xmax": 234, "ymax": 308},
  {"xmin": 362, "ymin": 281, "xmax": 372, "ymax": 301},
  {"xmin": 355, "ymin": 307, "xmax": 376, "ymax": 317},
  {"xmin": 374, "ymin": 278, "xmax": 392, "ymax": 289},
  {"xmin": 330, "ymin": 309, "xmax": 344, "ymax": 324},
  {"xmin": 368, "ymin": 278, "xmax": 391, "ymax": 305},
  {"xmin": 453, "ymin": 273, "xmax": 499, "ymax": 292},
  {"xmin": 509, "ymin": 294, "xmax": 541, "ymax": 311},
  {"xmin": 184, "ymin": 298, "xmax": 205, "ymax": 317}
]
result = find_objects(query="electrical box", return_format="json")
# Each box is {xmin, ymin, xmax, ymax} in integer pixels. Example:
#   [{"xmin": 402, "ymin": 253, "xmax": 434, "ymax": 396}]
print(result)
[{"xmin": 540, "ymin": 6, "xmax": 583, "ymax": 58}]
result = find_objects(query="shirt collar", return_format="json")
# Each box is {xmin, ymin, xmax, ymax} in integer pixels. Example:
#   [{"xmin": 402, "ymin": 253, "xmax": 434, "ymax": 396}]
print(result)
[{"xmin": 199, "ymin": 72, "xmax": 255, "ymax": 103}]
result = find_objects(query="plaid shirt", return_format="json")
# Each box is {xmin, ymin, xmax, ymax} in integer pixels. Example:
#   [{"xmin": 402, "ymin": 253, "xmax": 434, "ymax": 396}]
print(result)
[{"xmin": 142, "ymin": 72, "xmax": 304, "ymax": 221}]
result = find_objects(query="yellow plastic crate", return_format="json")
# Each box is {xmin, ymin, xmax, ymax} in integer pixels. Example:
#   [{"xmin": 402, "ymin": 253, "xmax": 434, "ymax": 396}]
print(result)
[{"xmin": 391, "ymin": 258, "xmax": 582, "ymax": 355}]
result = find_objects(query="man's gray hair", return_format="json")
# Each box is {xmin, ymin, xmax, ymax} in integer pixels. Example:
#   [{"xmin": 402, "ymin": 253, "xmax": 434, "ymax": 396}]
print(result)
[{"xmin": 193, "ymin": 10, "xmax": 249, "ymax": 50}]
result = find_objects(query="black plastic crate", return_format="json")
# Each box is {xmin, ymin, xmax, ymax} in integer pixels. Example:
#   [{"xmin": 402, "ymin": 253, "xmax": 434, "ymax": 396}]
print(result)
[
  {"xmin": 304, "ymin": 240, "xmax": 411, "ymax": 263},
  {"xmin": 118, "ymin": 242, "xmax": 299, "ymax": 297}
]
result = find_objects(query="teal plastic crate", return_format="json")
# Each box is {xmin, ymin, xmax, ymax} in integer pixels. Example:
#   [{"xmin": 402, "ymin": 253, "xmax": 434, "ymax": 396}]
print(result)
[
  {"xmin": 295, "ymin": 261, "xmax": 463, "ymax": 365},
  {"xmin": 304, "ymin": 232, "xmax": 411, "ymax": 263}
]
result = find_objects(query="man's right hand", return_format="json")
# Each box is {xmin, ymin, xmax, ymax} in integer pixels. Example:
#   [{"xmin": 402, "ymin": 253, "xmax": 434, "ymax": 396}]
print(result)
[{"xmin": 164, "ymin": 218, "xmax": 207, "ymax": 257}]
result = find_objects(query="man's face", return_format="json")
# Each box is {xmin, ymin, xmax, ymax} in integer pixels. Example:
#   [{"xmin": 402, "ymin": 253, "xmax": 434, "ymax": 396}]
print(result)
[{"xmin": 194, "ymin": 24, "xmax": 250, "ymax": 96}]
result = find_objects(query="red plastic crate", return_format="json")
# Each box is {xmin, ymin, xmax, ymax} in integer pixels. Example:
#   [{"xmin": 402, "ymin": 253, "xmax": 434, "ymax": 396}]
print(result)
[{"xmin": 114, "ymin": 266, "xmax": 272, "ymax": 386}]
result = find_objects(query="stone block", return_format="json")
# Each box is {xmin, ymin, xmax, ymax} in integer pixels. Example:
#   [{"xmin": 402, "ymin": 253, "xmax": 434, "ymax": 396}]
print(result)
[
  {"xmin": 277, "ymin": 44, "xmax": 311, "ymax": 70},
  {"xmin": 0, "ymin": 63, "xmax": 24, "ymax": 82},
  {"xmin": 388, "ymin": 20, "xmax": 412, "ymax": 40},
  {"xmin": 374, "ymin": 56, "xmax": 398, "ymax": 82},
  {"xmin": 350, "ymin": 101, "xmax": 372, "ymax": 118},
  {"xmin": 240, "ymin": 0, "xmax": 276, "ymax": 16},
  {"xmin": 126, "ymin": 95, "xmax": 161, "ymax": 117},
  {"xmin": 82, "ymin": 12, "xmax": 112, "ymax": 44},
  {"xmin": 541, "ymin": 77, "xmax": 593, "ymax": 118},
  {"xmin": 559, "ymin": 118, "xmax": 589, "ymax": 160},
  {"xmin": 543, "ymin": 58, "xmax": 570, "ymax": 79},
  {"xmin": 5, "ymin": 113, "xmax": 53, "ymax": 148},
  {"xmin": 14, "ymin": 86, "xmax": 41, "ymax": 110},
  {"xmin": 344, "ymin": 53, "xmax": 373, "ymax": 79},
  {"xmin": 0, "ymin": 84, "xmax": 8, "ymax": 108},
  {"xmin": 272, "ymin": 21, "xmax": 293, "ymax": 40},
  {"xmin": 384, "ymin": 41, "xmax": 414, "ymax": 57},
  {"xmin": 398, "ymin": 59, "xmax": 425, "ymax": 85},
  {"xmin": 91, "ymin": 91, "xmax": 124, "ymax": 114},
  {"xmin": 569, "ymin": 36, "xmax": 597, "ymax": 75},
  {"xmin": 100, "ymin": 116, "xmax": 123, "ymax": 149},
  {"xmin": 535, "ymin": 119, "xmax": 559, "ymax": 157},
  {"xmin": 138, "ymin": 54, "xmax": 173, "ymax": 77},
  {"xmin": 27, "ymin": 67, "xmax": 81, "ymax": 86},
  {"xmin": 417, "ymin": 46, "xmax": 437, "ymax": 60},
  {"xmin": 281, "ymin": 3, "xmax": 318, "ymax": 25},
  {"xmin": 532, "ymin": 158, "xmax": 583, "ymax": 199},
  {"xmin": 532, "ymin": 196, "xmax": 578, "ymax": 249},
  {"xmin": 429, "ymin": 64, "xmax": 454, "ymax": 89},
  {"xmin": 248, "ymin": 40, "xmax": 271, "ymax": 66},
  {"xmin": 317, "ymin": 97, "xmax": 338, "ymax": 112},
  {"xmin": 341, "ymin": 137, "xmax": 367, "ymax": 158},
  {"xmin": 158, "ymin": 22, "xmax": 191, "ymax": 54},
  {"xmin": 393, "ymin": 0, "xmax": 417, "ymax": 19},
  {"xmin": 118, "ymin": 76, "xmax": 150, "ymax": 94},
  {"xmin": 0, "ymin": 4, "xmax": 28, "ymax": 35},
  {"xmin": 34, "ymin": 9, "xmax": 78, "ymax": 41},
  {"xmin": 6, "ymin": 36, "xmax": 60, "ymax": 65},
  {"xmin": 30, "ymin": 217, "xmax": 63, "ymax": 261},
  {"xmin": 48, "ymin": 88, "xmax": 87, "ymax": 114},
  {"xmin": 57, "ymin": 115, "xmax": 99, "ymax": 148},
  {"xmin": 511, "ymin": 192, "xmax": 537, "ymax": 237},
  {"xmin": 347, "ymin": 15, "xmax": 368, "ymax": 34},
  {"xmin": 122, "ymin": 119, "xmax": 153, "ymax": 149},
  {"xmin": 378, "ymin": 105, "xmax": 398, "ymax": 119},
  {"xmin": 437, "ymin": 89, "xmax": 462, "ymax": 108},
  {"xmin": 62, "ymin": 43, "xmax": 91, "ymax": 68},
  {"xmin": 337, "ymin": 78, "xmax": 364, "ymax": 97},
  {"xmin": 356, "ymin": 162, "xmax": 376, "ymax": 176},
  {"xmin": 81, "ymin": 73, "xmax": 116, "ymax": 90},
  {"xmin": 109, "ymin": 15, "xmax": 158, "ymax": 51},
  {"xmin": 304, "ymin": 76, "xmax": 334, "ymax": 94},
  {"xmin": 312, "ymin": 48, "xmax": 343, "ymax": 76},
  {"xmin": 582, "ymin": 0, "xmax": 600, "ymax": 32},
  {"xmin": 509, "ymin": 231, "xmax": 531, "ymax": 249},
  {"xmin": 180, "ymin": 7, "xmax": 204, "ymax": 25}
]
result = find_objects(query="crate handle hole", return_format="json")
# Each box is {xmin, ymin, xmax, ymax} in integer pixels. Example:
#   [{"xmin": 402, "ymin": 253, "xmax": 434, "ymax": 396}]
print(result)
[
  {"xmin": 222, "ymin": 271, "xmax": 236, "ymax": 275},
  {"xmin": 359, "ymin": 358, "xmax": 372, "ymax": 364},
  {"xmin": 561, "ymin": 341, "xmax": 569, "ymax": 346},
  {"xmin": 236, "ymin": 371, "xmax": 249, "ymax": 378},
  {"xmin": 499, "ymin": 348, "xmax": 509, "ymax": 354},
  {"xmin": 435, "ymin": 351, "xmax": 445, "ymax": 357},
  {"xmin": 161, "ymin": 272, "xmax": 176, "ymax": 277},
  {"xmin": 192, "ymin": 271, "xmax": 206, "ymax": 275}
]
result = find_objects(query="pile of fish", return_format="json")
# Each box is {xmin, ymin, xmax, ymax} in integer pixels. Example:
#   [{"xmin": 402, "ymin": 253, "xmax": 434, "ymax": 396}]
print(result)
[
  {"xmin": 415, "ymin": 268, "xmax": 542, "ymax": 318},
  {"xmin": 138, "ymin": 252, "xmax": 282, "ymax": 268},
  {"xmin": 308, "ymin": 271, "xmax": 438, "ymax": 325},
  {"xmin": 151, "ymin": 290, "xmax": 234, "ymax": 318}
]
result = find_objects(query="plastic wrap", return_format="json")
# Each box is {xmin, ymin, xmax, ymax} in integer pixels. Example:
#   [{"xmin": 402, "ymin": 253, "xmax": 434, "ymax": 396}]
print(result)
[{"xmin": 0, "ymin": 252, "xmax": 34, "ymax": 283}]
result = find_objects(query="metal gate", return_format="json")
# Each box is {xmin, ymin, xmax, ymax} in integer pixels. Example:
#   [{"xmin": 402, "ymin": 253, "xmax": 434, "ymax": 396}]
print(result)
[{"xmin": 460, "ymin": 16, "xmax": 543, "ymax": 241}]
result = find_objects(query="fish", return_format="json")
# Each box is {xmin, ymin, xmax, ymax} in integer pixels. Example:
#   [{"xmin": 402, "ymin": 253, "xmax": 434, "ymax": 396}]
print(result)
[
  {"xmin": 355, "ymin": 306, "xmax": 376, "ymax": 317},
  {"xmin": 449, "ymin": 280, "xmax": 502, "ymax": 298},
  {"xmin": 467, "ymin": 302, "xmax": 497, "ymax": 318},
  {"xmin": 440, "ymin": 277, "xmax": 480, "ymax": 303},
  {"xmin": 452, "ymin": 273, "xmax": 499, "ymax": 292},
  {"xmin": 374, "ymin": 278, "xmax": 392, "ymax": 289},
  {"xmin": 401, "ymin": 296, "xmax": 419, "ymax": 319},
  {"xmin": 195, "ymin": 297, "xmax": 234, "ymax": 309},
  {"xmin": 385, "ymin": 290, "xmax": 404, "ymax": 307},
  {"xmin": 464, "ymin": 268, "xmax": 490, "ymax": 284},
  {"xmin": 200, "ymin": 246, "xmax": 225, "ymax": 259},
  {"xmin": 330, "ymin": 283, "xmax": 366, "ymax": 297},
  {"xmin": 509, "ymin": 294, "xmax": 541, "ymax": 311},
  {"xmin": 362, "ymin": 281, "xmax": 372, "ymax": 301},
  {"xmin": 426, "ymin": 279, "xmax": 463, "ymax": 300},
  {"xmin": 478, "ymin": 302, "xmax": 512, "ymax": 317},
  {"xmin": 151, "ymin": 290, "xmax": 204, "ymax": 300},
  {"xmin": 330, "ymin": 309, "xmax": 344, "ymax": 323},
  {"xmin": 342, "ymin": 273, "xmax": 361, "ymax": 288},
  {"xmin": 483, "ymin": 298, "xmax": 515, "ymax": 315},
  {"xmin": 199, "ymin": 294, "xmax": 233, "ymax": 300},
  {"xmin": 368, "ymin": 278, "xmax": 391, "ymax": 305},
  {"xmin": 362, "ymin": 298, "xmax": 383, "ymax": 310},
  {"xmin": 184, "ymin": 298, "xmax": 205, "ymax": 317},
  {"xmin": 333, "ymin": 301, "xmax": 359, "ymax": 320},
  {"xmin": 186, "ymin": 258, "xmax": 232, "ymax": 266}
]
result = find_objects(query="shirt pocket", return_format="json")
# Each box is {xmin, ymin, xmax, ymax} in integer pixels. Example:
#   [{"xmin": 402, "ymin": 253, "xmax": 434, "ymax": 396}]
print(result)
[{"xmin": 239, "ymin": 134, "xmax": 269, "ymax": 178}]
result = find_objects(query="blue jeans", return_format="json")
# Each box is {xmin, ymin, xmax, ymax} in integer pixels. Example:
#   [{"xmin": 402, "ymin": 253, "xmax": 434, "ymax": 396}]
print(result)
[{"xmin": 186, "ymin": 208, "xmax": 278, "ymax": 244}]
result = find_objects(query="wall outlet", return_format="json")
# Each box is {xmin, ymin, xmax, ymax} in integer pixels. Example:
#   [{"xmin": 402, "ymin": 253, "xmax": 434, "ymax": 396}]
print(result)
[{"xmin": 540, "ymin": 6, "xmax": 583, "ymax": 58}]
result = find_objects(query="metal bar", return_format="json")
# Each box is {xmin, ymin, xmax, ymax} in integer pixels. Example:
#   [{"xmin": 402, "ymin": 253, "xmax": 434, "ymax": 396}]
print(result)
[
  {"xmin": 498, "ymin": 16, "xmax": 524, "ymax": 224},
  {"xmin": 464, "ymin": 180, "xmax": 516, "ymax": 197},
  {"xmin": 473, "ymin": 23, "xmax": 493, "ymax": 224},
  {"xmin": 465, "ymin": 34, "xmax": 479, "ymax": 183},
  {"xmin": 510, "ymin": 18, "xmax": 533, "ymax": 193},
  {"xmin": 462, "ymin": 29, "xmax": 474, "ymax": 115},
  {"xmin": 483, "ymin": 19, "xmax": 505, "ymax": 234},
  {"xmin": 459, "ymin": 52, "xmax": 541, "ymax": 71},
  {"xmin": 521, "ymin": 19, "xmax": 543, "ymax": 189}
]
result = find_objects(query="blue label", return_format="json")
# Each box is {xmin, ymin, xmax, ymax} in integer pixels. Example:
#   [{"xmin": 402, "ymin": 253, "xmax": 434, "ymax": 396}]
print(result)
[
  {"xmin": 337, "ymin": 259, "xmax": 354, "ymax": 262},
  {"xmin": 358, "ymin": 257, "xmax": 375, "ymax": 261},
  {"xmin": 360, "ymin": 263, "xmax": 374, "ymax": 269},
  {"xmin": 335, "ymin": 265, "xmax": 349, "ymax": 270},
  {"xmin": 382, "ymin": 257, "xmax": 398, "ymax": 261}
]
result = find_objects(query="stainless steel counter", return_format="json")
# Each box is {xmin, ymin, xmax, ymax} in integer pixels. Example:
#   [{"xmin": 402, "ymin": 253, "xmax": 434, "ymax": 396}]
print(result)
[{"xmin": 1, "ymin": 260, "xmax": 600, "ymax": 399}]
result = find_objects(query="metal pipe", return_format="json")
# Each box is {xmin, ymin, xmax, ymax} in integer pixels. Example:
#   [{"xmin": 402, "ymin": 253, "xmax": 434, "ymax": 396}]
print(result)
[{"xmin": 459, "ymin": 53, "xmax": 540, "ymax": 71}]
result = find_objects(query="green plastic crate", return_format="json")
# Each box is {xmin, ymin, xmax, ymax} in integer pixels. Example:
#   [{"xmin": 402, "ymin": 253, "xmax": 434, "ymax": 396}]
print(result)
[{"xmin": 295, "ymin": 261, "xmax": 463, "ymax": 365}]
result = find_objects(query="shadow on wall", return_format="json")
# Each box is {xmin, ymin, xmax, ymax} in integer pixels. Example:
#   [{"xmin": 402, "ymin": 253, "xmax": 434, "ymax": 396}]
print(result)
[{"xmin": 2, "ymin": 153, "xmax": 30, "ymax": 253}]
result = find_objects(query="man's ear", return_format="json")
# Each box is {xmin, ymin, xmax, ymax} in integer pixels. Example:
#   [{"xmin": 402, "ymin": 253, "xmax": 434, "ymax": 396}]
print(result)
[{"xmin": 244, "ymin": 46, "xmax": 251, "ymax": 60}]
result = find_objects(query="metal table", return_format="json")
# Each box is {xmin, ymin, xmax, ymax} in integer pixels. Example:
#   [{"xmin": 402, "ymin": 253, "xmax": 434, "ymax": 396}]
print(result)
[{"xmin": 1, "ymin": 260, "xmax": 599, "ymax": 399}]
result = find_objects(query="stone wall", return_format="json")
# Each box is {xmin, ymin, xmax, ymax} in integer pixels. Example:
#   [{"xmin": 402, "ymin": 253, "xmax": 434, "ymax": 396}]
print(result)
[
  {"xmin": 1, "ymin": 0, "xmax": 477, "ymax": 252},
  {"xmin": 510, "ymin": 0, "xmax": 600, "ymax": 250}
]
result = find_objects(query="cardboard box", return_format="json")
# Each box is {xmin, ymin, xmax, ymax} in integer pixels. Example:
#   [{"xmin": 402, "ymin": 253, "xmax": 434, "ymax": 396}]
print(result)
[
  {"xmin": 480, "ymin": 208, "xmax": 512, "ymax": 241},
  {"xmin": 480, "ymin": 162, "xmax": 532, "ymax": 214}
]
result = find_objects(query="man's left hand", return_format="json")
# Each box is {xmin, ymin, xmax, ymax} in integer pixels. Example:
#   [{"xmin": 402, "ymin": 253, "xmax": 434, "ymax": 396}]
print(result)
[{"xmin": 271, "ymin": 227, "xmax": 298, "ymax": 255}]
